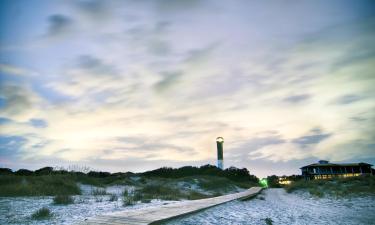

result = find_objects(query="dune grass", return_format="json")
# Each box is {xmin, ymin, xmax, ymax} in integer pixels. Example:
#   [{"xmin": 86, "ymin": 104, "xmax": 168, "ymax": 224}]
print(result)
[
  {"xmin": 53, "ymin": 195, "xmax": 74, "ymax": 205},
  {"xmin": 31, "ymin": 207, "xmax": 52, "ymax": 220},
  {"xmin": 285, "ymin": 175, "xmax": 375, "ymax": 198},
  {"xmin": 91, "ymin": 187, "xmax": 107, "ymax": 195},
  {"xmin": 0, "ymin": 175, "xmax": 81, "ymax": 196}
]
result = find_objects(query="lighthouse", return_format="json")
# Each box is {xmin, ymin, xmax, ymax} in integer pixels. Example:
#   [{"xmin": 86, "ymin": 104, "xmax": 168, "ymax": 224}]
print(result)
[{"xmin": 216, "ymin": 137, "xmax": 224, "ymax": 169}]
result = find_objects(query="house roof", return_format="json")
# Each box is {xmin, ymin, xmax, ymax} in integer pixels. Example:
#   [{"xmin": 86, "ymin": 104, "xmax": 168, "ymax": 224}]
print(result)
[{"xmin": 300, "ymin": 162, "xmax": 373, "ymax": 169}]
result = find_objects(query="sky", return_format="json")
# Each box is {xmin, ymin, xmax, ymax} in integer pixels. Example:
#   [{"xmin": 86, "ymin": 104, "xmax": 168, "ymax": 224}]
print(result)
[{"xmin": 0, "ymin": 0, "xmax": 374, "ymax": 178}]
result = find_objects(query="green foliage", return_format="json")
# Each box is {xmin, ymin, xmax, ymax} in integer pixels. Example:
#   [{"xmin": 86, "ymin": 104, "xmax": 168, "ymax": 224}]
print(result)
[
  {"xmin": 0, "ymin": 168, "xmax": 13, "ymax": 175},
  {"xmin": 53, "ymin": 195, "xmax": 74, "ymax": 205},
  {"xmin": 109, "ymin": 194, "xmax": 118, "ymax": 201},
  {"xmin": 136, "ymin": 184, "xmax": 183, "ymax": 200},
  {"xmin": 186, "ymin": 191, "xmax": 211, "ymax": 200},
  {"xmin": 264, "ymin": 218, "xmax": 273, "ymax": 225},
  {"xmin": 91, "ymin": 188, "xmax": 107, "ymax": 195},
  {"xmin": 0, "ymin": 175, "xmax": 81, "ymax": 197},
  {"xmin": 141, "ymin": 165, "xmax": 259, "ymax": 183},
  {"xmin": 285, "ymin": 175, "xmax": 375, "ymax": 198},
  {"xmin": 123, "ymin": 196, "xmax": 134, "ymax": 206},
  {"xmin": 31, "ymin": 207, "xmax": 52, "ymax": 220},
  {"xmin": 198, "ymin": 176, "xmax": 237, "ymax": 192}
]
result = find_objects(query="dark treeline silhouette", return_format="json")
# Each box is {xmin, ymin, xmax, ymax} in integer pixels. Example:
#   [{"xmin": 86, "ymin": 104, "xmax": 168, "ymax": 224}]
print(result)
[
  {"xmin": 142, "ymin": 165, "xmax": 259, "ymax": 183},
  {"xmin": 0, "ymin": 164, "xmax": 258, "ymax": 183}
]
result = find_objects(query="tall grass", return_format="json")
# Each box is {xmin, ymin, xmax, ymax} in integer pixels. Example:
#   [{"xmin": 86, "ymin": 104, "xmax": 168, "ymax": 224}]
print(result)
[
  {"xmin": 285, "ymin": 176, "xmax": 375, "ymax": 198},
  {"xmin": 91, "ymin": 188, "xmax": 107, "ymax": 195},
  {"xmin": 31, "ymin": 207, "xmax": 52, "ymax": 220},
  {"xmin": 0, "ymin": 175, "xmax": 81, "ymax": 196},
  {"xmin": 53, "ymin": 195, "xmax": 74, "ymax": 205}
]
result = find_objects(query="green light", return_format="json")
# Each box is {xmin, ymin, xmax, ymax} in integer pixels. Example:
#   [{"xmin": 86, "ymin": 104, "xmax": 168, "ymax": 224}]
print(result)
[{"xmin": 259, "ymin": 178, "xmax": 268, "ymax": 188}]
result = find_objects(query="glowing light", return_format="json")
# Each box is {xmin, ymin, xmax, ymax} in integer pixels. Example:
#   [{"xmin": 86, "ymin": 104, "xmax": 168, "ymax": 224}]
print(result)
[
  {"xmin": 216, "ymin": 137, "xmax": 224, "ymax": 143},
  {"xmin": 259, "ymin": 178, "xmax": 268, "ymax": 188},
  {"xmin": 278, "ymin": 177, "xmax": 292, "ymax": 185}
]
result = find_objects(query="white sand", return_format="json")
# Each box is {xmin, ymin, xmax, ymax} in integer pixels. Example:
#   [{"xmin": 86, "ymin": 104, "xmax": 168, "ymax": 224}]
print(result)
[{"xmin": 165, "ymin": 188, "xmax": 375, "ymax": 225}]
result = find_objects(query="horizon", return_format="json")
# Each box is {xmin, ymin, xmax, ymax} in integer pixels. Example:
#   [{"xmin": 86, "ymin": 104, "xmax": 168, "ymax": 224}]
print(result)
[{"xmin": 1, "ymin": 0, "xmax": 375, "ymax": 179}]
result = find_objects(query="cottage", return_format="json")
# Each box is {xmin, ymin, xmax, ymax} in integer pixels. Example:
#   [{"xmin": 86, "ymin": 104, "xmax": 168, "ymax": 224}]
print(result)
[{"xmin": 300, "ymin": 160, "xmax": 373, "ymax": 180}]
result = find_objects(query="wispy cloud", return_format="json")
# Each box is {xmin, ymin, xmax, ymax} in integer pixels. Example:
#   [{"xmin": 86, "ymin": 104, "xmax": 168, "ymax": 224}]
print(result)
[{"xmin": 0, "ymin": 0, "xmax": 374, "ymax": 176}]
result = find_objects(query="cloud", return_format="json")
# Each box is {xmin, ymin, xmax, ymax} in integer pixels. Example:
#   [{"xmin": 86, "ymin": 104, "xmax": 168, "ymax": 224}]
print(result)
[
  {"xmin": 335, "ymin": 94, "xmax": 364, "ymax": 105},
  {"xmin": 292, "ymin": 133, "xmax": 331, "ymax": 148},
  {"xmin": 1, "ymin": 1, "xmax": 375, "ymax": 176},
  {"xmin": 283, "ymin": 94, "xmax": 311, "ymax": 103},
  {"xmin": 47, "ymin": 14, "xmax": 73, "ymax": 37},
  {"xmin": 75, "ymin": 0, "xmax": 110, "ymax": 19},
  {"xmin": 29, "ymin": 119, "xmax": 48, "ymax": 128},
  {"xmin": 154, "ymin": 71, "xmax": 183, "ymax": 93},
  {"xmin": 0, "ymin": 82, "xmax": 40, "ymax": 121},
  {"xmin": 0, "ymin": 64, "xmax": 39, "ymax": 76},
  {"xmin": 249, "ymin": 143, "xmax": 307, "ymax": 162},
  {"xmin": 76, "ymin": 55, "xmax": 118, "ymax": 76},
  {"xmin": 0, "ymin": 135, "xmax": 27, "ymax": 157}
]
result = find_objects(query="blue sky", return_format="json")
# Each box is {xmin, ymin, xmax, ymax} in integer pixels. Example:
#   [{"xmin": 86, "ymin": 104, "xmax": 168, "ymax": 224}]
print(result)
[{"xmin": 0, "ymin": 0, "xmax": 374, "ymax": 177}]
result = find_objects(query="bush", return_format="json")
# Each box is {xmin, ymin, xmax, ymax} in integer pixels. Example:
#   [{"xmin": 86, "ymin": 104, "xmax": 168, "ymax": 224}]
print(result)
[
  {"xmin": 285, "ymin": 176, "xmax": 375, "ymax": 197},
  {"xmin": 31, "ymin": 207, "xmax": 52, "ymax": 220},
  {"xmin": 264, "ymin": 218, "xmax": 273, "ymax": 225},
  {"xmin": 187, "ymin": 191, "xmax": 211, "ymax": 200},
  {"xmin": 35, "ymin": 167, "xmax": 53, "ymax": 175},
  {"xmin": 123, "ymin": 196, "xmax": 134, "ymax": 206},
  {"xmin": 136, "ymin": 184, "xmax": 183, "ymax": 200},
  {"xmin": 53, "ymin": 195, "xmax": 74, "ymax": 205},
  {"xmin": 15, "ymin": 169, "xmax": 33, "ymax": 176},
  {"xmin": 0, "ymin": 168, "xmax": 13, "ymax": 175},
  {"xmin": 0, "ymin": 175, "xmax": 81, "ymax": 197},
  {"xmin": 109, "ymin": 194, "xmax": 118, "ymax": 201},
  {"xmin": 92, "ymin": 188, "xmax": 107, "ymax": 195},
  {"xmin": 141, "ymin": 164, "xmax": 259, "ymax": 183}
]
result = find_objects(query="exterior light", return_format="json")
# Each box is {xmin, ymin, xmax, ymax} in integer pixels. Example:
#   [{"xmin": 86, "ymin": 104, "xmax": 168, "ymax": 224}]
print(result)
[
  {"xmin": 216, "ymin": 137, "xmax": 224, "ymax": 169},
  {"xmin": 216, "ymin": 137, "xmax": 224, "ymax": 143},
  {"xmin": 259, "ymin": 178, "xmax": 268, "ymax": 188}
]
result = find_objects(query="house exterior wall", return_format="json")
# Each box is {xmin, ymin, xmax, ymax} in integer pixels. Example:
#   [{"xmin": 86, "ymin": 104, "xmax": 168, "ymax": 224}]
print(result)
[{"xmin": 301, "ymin": 164, "xmax": 373, "ymax": 180}]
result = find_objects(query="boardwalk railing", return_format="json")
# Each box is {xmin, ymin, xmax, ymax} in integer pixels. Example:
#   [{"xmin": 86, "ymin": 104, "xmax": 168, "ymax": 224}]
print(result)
[{"xmin": 80, "ymin": 187, "xmax": 262, "ymax": 225}]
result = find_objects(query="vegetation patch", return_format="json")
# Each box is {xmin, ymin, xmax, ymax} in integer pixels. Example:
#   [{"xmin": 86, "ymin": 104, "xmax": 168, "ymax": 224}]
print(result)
[
  {"xmin": 91, "ymin": 188, "xmax": 107, "ymax": 195},
  {"xmin": 0, "ymin": 175, "xmax": 81, "ymax": 197},
  {"xmin": 31, "ymin": 207, "xmax": 52, "ymax": 220},
  {"xmin": 285, "ymin": 176, "xmax": 375, "ymax": 198},
  {"xmin": 109, "ymin": 194, "xmax": 118, "ymax": 201},
  {"xmin": 53, "ymin": 195, "xmax": 74, "ymax": 205},
  {"xmin": 264, "ymin": 218, "xmax": 273, "ymax": 225}
]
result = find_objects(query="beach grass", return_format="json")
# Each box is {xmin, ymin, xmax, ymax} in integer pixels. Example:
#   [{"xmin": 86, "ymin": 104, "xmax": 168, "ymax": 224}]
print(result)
[
  {"xmin": 0, "ymin": 175, "xmax": 81, "ymax": 197},
  {"xmin": 31, "ymin": 207, "xmax": 52, "ymax": 220},
  {"xmin": 285, "ymin": 175, "xmax": 375, "ymax": 197},
  {"xmin": 53, "ymin": 195, "xmax": 74, "ymax": 205}
]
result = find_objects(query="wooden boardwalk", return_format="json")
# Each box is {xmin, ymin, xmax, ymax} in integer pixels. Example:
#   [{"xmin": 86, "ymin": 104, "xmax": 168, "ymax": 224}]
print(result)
[{"xmin": 79, "ymin": 187, "xmax": 262, "ymax": 225}]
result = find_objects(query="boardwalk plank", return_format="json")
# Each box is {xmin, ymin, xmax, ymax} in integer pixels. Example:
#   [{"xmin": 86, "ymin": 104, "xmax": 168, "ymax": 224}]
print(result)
[{"xmin": 79, "ymin": 187, "xmax": 262, "ymax": 225}]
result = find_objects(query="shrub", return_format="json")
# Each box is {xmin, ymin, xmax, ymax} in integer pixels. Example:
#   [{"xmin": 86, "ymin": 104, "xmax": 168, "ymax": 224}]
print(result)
[
  {"xmin": 0, "ymin": 168, "xmax": 13, "ymax": 175},
  {"xmin": 265, "ymin": 218, "xmax": 273, "ymax": 225},
  {"xmin": 123, "ymin": 196, "xmax": 134, "ymax": 206},
  {"xmin": 285, "ymin": 176, "xmax": 375, "ymax": 197},
  {"xmin": 31, "ymin": 207, "xmax": 52, "ymax": 220},
  {"xmin": 92, "ymin": 188, "xmax": 107, "ymax": 195},
  {"xmin": 187, "ymin": 191, "xmax": 211, "ymax": 200},
  {"xmin": 15, "ymin": 169, "xmax": 33, "ymax": 176},
  {"xmin": 136, "ymin": 184, "xmax": 183, "ymax": 200},
  {"xmin": 35, "ymin": 167, "xmax": 53, "ymax": 175},
  {"xmin": 53, "ymin": 195, "xmax": 74, "ymax": 205},
  {"xmin": 109, "ymin": 194, "xmax": 118, "ymax": 202},
  {"xmin": 141, "ymin": 164, "xmax": 259, "ymax": 183},
  {"xmin": 0, "ymin": 175, "xmax": 81, "ymax": 197}
]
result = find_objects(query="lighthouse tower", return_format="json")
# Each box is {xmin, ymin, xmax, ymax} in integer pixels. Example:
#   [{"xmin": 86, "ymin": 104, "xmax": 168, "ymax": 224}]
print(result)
[{"xmin": 216, "ymin": 137, "xmax": 224, "ymax": 169}]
